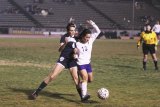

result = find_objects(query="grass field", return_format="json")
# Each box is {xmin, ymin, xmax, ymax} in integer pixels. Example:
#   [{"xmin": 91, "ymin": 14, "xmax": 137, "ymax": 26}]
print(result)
[{"xmin": 0, "ymin": 38, "xmax": 160, "ymax": 107}]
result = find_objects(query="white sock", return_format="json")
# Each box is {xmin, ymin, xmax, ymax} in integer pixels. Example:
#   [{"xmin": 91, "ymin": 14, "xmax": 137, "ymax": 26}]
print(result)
[{"xmin": 81, "ymin": 81, "xmax": 87, "ymax": 98}]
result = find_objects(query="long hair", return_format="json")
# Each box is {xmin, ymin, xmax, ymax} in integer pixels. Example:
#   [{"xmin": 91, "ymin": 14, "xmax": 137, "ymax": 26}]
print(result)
[{"xmin": 78, "ymin": 29, "xmax": 91, "ymax": 40}]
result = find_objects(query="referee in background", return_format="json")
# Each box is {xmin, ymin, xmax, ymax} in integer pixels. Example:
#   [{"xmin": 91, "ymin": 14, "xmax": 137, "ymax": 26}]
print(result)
[{"xmin": 137, "ymin": 24, "xmax": 158, "ymax": 71}]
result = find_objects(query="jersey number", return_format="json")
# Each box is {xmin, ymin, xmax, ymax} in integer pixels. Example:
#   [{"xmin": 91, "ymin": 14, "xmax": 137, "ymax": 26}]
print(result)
[{"xmin": 82, "ymin": 46, "xmax": 88, "ymax": 52}]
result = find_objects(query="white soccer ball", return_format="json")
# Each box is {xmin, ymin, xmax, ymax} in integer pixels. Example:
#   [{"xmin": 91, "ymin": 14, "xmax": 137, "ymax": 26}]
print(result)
[{"xmin": 97, "ymin": 88, "xmax": 109, "ymax": 100}]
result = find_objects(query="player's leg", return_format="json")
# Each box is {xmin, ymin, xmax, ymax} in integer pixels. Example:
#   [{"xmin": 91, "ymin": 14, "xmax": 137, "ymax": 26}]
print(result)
[
  {"xmin": 44, "ymin": 63, "xmax": 65, "ymax": 83},
  {"xmin": 80, "ymin": 69, "xmax": 90, "ymax": 101},
  {"xmin": 88, "ymin": 72, "xmax": 93, "ymax": 83},
  {"xmin": 69, "ymin": 66, "xmax": 82, "ymax": 98},
  {"xmin": 86, "ymin": 64, "xmax": 93, "ymax": 83},
  {"xmin": 69, "ymin": 67, "xmax": 79, "ymax": 85},
  {"xmin": 29, "ymin": 63, "xmax": 64, "ymax": 100},
  {"xmin": 143, "ymin": 54, "xmax": 148, "ymax": 70},
  {"xmin": 142, "ymin": 44, "xmax": 148, "ymax": 70},
  {"xmin": 151, "ymin": 53, "xmax": 158, "ymax": 70},
  {"xmin": 150, "ymin": 44, "xmax": 158, "ymax": 70}
]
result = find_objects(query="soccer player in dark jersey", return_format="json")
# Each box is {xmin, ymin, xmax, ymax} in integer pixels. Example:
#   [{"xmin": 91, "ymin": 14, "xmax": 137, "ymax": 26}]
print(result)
[
  {"xmin": 28, "ymin": 24, "xmax": 81, "ymax": 100},
  {"xmin": 137, "ymin": 24, "xmax": 158, "ymax": 71},
  {"xmin": 59, "ymin": 23, "xmax": 77, "ymax": 52}
]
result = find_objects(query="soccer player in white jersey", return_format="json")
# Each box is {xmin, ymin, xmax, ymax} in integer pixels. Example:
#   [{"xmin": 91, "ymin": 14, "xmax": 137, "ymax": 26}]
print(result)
[
  {"xmin": 152, "ymin": 20, "xmax": 160, "ymax": 43},
  {"xmin": 75, "ymin": 20, "xmax": 101, "ymax": 101}
]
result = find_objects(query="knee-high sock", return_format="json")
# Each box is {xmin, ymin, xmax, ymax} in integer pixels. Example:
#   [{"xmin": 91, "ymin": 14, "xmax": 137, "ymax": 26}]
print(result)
[
  {"xmin": 154, "ymin": 60, "xmax": 158, "ymax": 68},
  {"xmin": 81, "ymin": 81, "xmax": 87, "ymax": 98},
  {"xmin": 34, "ymin": 81, "xmax": 47, "ymax": 95},
  {"xmin": 143, "ymin": 61, "xmax": 146, "ymax": 68},
  {"xmin": 76, "ymin": 85, "xmax": 82, "ymax": 98}
]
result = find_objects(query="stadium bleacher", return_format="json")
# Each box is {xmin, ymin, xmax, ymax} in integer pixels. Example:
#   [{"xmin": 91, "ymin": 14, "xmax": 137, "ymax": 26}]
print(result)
[
  {"xmin": 0, "ymin": 0, "xmax": 160, "ymax": 34},
  {"xmin": 0, "ymin": 0, "xmax": 35, "ymax": 27}
]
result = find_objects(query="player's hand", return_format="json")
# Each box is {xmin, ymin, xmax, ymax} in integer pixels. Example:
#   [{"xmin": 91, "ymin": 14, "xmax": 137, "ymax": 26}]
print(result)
[
  {"xmin": 86, "ymin": 20, "xmax": 96, "ymax": 26},
  {"xmin": 155, "ymin": 46, "xmax": 158, "ymax": 51},
  {"xmin": 74, "ymin": 48, "xmax": 79, "ymax": 54},
  {"xmin": 69, "ymin": 17, "xmax": 74, "ymax": 23},
  {"xmin": 137, "ymin": 45, "xmax": 140, "ymax": 50},
  {"xmin": 73, "ymin": 54, "xmax": 78, "ymax": 59}
]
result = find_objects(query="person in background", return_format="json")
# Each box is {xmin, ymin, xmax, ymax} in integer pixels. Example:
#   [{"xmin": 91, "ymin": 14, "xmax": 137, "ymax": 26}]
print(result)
[
  {"xmin": 152, "ymin": 20, "xmax": 160, "ymax": 44},
  {"xmin": 137, "ymin": 24, "xmax": 158, "ymax": 71}
]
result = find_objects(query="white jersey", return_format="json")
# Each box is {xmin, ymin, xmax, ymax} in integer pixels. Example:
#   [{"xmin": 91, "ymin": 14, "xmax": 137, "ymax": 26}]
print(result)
[
  {"xmin": 76, "ymin": 24, "xmax": 100, "ymax": 65},
  {"xmin": 152, "ymin": 24, "xmax": 160, "ymax": 33}
]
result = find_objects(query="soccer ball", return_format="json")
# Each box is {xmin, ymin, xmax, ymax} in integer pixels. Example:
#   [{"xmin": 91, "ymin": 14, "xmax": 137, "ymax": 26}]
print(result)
[{"xmin": 97, "ymin": 88, "xmax": 109, "ymax": 100}]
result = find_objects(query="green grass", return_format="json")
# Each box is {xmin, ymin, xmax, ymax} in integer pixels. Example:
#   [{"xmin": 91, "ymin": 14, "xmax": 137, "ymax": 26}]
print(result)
[{"xmin": 0, "ymin": 38, "xmax": 160, "ymax": 107}]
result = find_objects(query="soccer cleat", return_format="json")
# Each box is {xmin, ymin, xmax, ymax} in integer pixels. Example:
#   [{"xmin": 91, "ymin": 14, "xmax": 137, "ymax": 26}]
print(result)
[
  {"xmin": 155, "ymin": 67, "xmax": 158, "ymax": 71},
  {"xmin": 28, "ymin": 91, "xmax": 38, "ymax": 100},
  {"xmin": 143, "ymin": 66, "xmax": 146, "ymax": 71},
  {"xmin": 81, "ymin": 94, "xmax": 90, "ymax": 102}
]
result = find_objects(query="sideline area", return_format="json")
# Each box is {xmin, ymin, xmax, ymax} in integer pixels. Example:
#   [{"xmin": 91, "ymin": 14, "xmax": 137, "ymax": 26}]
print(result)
[{"xmin": 0, "ymin": 34, "xmax": 61, "ymax": 38}]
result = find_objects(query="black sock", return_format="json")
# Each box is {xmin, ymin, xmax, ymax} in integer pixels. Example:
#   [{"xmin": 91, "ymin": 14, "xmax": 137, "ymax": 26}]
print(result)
[
  {"xmin": 143, "ymin": 61, "xmax": 146, "ymax": 68},
  {"xmin": 76, "ymin": 85, "xmax": 82, "ymax": 98},
  {"xmin": 34, "ymin": 81, "xmax": 47, "ymax": 95},
  {"xmin": 154, "ymin": 61, "xmax": 158, "ymax": 68}
]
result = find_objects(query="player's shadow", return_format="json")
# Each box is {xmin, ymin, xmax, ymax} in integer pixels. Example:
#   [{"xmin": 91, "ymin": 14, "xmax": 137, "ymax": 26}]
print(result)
[{"xmin": 8, "ymin": 87, "xmax": 99, "ymax": 104}]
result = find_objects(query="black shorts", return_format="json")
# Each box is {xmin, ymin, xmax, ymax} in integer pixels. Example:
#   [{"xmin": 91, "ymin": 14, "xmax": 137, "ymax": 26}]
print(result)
[
  {"xmin": 142, "ymin": 43, "xmax": 156, "ymax": 54},
  {"xmin": 156, "ymin": 32, "xmax": 160, "ymax": 36},
  {"xmin": 57, "ymin": 56, "xmax": 77, "ymax": 69}
]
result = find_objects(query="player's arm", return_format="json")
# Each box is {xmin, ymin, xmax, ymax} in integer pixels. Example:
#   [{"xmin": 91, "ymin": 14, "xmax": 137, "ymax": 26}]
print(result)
[
  {"xmin": 58, "ymin": 43, "xmax": 66, "ymax": 52},
  {"xmin": 87, "ymin": 20, "xmax": 101, "ymax": 39},
  {"xmin": 71, "ymin": 43, "xmax": 79, "ymax": 59},
  {"xmin": 154, "ymin": 32, "xmax": 158, "ymax": 45},
  {"xmin": 73, "ymin": 47, "xmax": 79, "ymax": 54},
  {"xmin": 137, "ymin": 32, "xmax": 143, "ymax": 49},
  {"xmin": 72, "ymin": 48, "xmax": 78, "ymax": 59},
  {"xmin": 58, "ymin": 36, "xmax": 68, "ymax": 52},
  {"xmin": 137, "ymin": 37, "xmax": 142, "ymax": 47}
]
